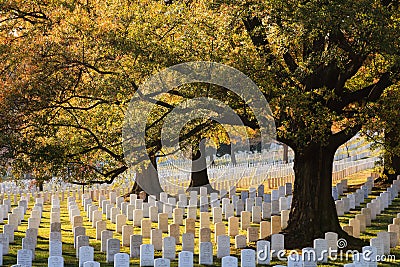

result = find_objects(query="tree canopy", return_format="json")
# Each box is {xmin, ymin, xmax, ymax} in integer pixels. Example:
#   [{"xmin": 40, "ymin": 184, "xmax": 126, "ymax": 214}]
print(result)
[{"xmin": 0, "ymin": 0, "xmax": 255, "ymax": 183}]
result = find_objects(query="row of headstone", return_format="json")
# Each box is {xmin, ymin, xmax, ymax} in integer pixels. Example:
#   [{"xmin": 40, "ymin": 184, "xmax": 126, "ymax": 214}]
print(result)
[
  {"xmin": 2, "ymin": 170, "xmax": 375, "ymax": 266},
  {"xmin": 94, "ymin": 183, "xmax": 292, "ymax": 215},
  {"xmin": 13, "ymin": 196, "xmax": 45, "ymax": 267},
  {"xmin": 332, "ymin": 179, "xmax": 348, "ymax": 201},
  {"xmin": 0, "ymin": 190, "xmax": 40, "ymax": 266},
  {"xmin": 78, "ymin": 183, "xmax": 280, "ymax": 245},
  {"xmin": 340, "ymin": 176, "xmax": 400, "ymax": 255},
  {"xmin": 368, "ymin": 176, "xmax": 400, "ymax": 257},
  {"xmin": 48, "ymin": 195, "xmax": 65, "ymax": 267},
  {"xmin": 332, "ymin": 174, "xmax": 400, "ymax": 267},
  {"xmin": 341, "ymin": 177, "xmax": 375, "ymax": 237},
  {"xmin": 139, "ymin": 243, "xmax": 259, "ymax": 267},
  {"xmin": 81, "ymin": 181, "xmax": 291, "ymax": 259},
  {"xmin": 99, "ymin": 185, "xmax": 294, "ymax": 236},
  {"xmin": 127, "ymin": 232, "xmax": 383, "ymax": 267},
  {"xmin": 55, "ymin": 176, "xmax": 358, "ymax": 266},
  {"xmin": 66, "ymin": 185, "xmax": 265, "ymax": 265},
  {"xmin": 70, "ymin": 194, "xmax": 131, "ymax": 266}
]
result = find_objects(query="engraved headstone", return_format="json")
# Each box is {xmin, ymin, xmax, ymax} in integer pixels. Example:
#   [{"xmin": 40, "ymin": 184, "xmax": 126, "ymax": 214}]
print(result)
[
  {"xmin": 76, "ymin": 235, "xmax": 89, "ymax": 259},
  {"xmin": 271, "ymin": 234, "xmax": 284, "ymax": 257},
  {"xmin": 130, "ymin": 235, "xmax": 142, "ymax": 259},
  {"xmin": 113, "ymin": 253, "xmax": 129, "ymax": 267},
  {"xmin": 256, "ymin": 240, "xmax": 270, "ymax": 265},
  {"xmin": 50, "ymin": 240, "xmax": 63, "ymax": 257},
  {"xmin": 101, "ymin": 230, "xmax": 113, "ymax": 252},
  {"xmin": 154, "ymin": 258, "xmax": 170, "ymax": 267},
  {"xmin": 241, "ymin": 249, "xmax": 256, "ymax": 267},
  {"xmin": 17, "ymin": 249, "xmax": 32, "ymax": 267},
  {"xmin": 217, "ymin": 235, "xmax": 230, "ymax": 258},
  {"xmin": 79, "ymin": 246, "xmax": 94, "ymax": 267},
  {"xmin": 182, "ymin": 233, "xmax": 195, "ymax": 253},
  {"xmin": 96, "ymin": 221, "xmax": 106, "ymax": 240},
  {"xmin": 178, "ymin": 251, "xmax": 193, "ymax": 267},
  {"xmin": 221, "ymin": 256, "xmax": 238, "ymax": 267},
  {"xmin": 151, "ymin": 229, "xmax": 163, "ymax": 251},
  {"xmin": 199, "ymin": 242, "xmax": 213, "ymax": 265},
  {"xmin": 106, "ymin": 238, "xmax": 120, "ymax": 263},
  {"xmin": 140, "ymin": 244, "xmax": 155, "ymax": 266},
  {"xmin": 48, "ymin": 256, "xmax": 64, "ymax": 267},
  {"xmin": 162, "ymin": 236, "xmax": 176, "ymax": 260}
]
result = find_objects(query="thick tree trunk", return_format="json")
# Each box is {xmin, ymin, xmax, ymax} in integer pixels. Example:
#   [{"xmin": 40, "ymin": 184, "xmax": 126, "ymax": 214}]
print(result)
[
  {"xmin": 283, "ymin": 143, "xmax": 289, "ymax": 163},
  {"xmin": 283, "ymin": 142, "xmax": 365, "ymax": 249},
  {"xmin": 231, "ymin": 151, "xmax": 237, "ymax": 165},
  {"xmin": 38, "ymin": 180, "xmax": 44, "ymax": 192},
  {"xmin": 188, "ymin": 140, "xmax": 217, "ymax": 193},
  {"xmin": 188, "ymin": 152, "xmax": 210, "ymax": 190},
  {"xmin": 128, "ymin": 155, "xmax": 164, "ymax": 198}
]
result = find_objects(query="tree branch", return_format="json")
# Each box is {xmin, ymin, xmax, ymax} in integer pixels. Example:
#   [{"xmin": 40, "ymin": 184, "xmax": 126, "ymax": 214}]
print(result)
[
  {"xmin": 242, "ymin": 16, "xmax": 298, "ymax": 72},
  {"xmin": 328, "ymin": 72, "xmax": 393, "ymax": 113},
  {"xmin": 329, "ymin": 124, "xmax": 362, "ymax": 149},
  {"xmin": 46, "ymin": 122, "xmax": 124, "ymax": 162}
]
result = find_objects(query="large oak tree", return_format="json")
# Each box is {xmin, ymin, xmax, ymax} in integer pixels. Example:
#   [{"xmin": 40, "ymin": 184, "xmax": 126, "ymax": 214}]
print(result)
[
  {"xmin": 0, "ymin": 1, "xmax": 243, "ymax": 192},
  {"xmin": 232, "ymin": 0, "xmax": 400, "ymax": 248}
]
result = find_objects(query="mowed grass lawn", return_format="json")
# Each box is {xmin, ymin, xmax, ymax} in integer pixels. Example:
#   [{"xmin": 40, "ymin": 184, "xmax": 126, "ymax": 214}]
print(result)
[{"xmin": 2, "ymin": 170, "xmax": 400, "ymax": 266}]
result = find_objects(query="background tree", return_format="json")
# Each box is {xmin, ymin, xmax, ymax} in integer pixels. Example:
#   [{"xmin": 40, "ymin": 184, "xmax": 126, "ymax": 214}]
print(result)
[{"xmin": 364, "ymin": 85, "xmax": 400, "ymax": 184}]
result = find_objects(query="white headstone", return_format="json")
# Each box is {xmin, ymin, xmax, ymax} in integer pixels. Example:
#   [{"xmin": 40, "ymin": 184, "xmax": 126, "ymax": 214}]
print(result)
[
  {"xmin": 287, "ymin": 253, "xmax": 303, "ymax": 267},
  {"xmin": 113, "ymin": 253, "xmax": 129, "ymax": 267},
  {"xmin": 3, "ymin": 224, "xmax": 14, "ymax": 244},
  {"xmin": 178, "ymin": 251, "xmax": 193, "ymax": 267},
  {"xmin": 217, "ymin": 235, "xmax": 230, "ymax": 258},
  {"xmin": 83, "ymin": 261, "xmax": 100, "ymax": 267},
  {"xmin": 73, "ymin": 226, "xmax": 86, "ymax": 248},
  {"xmin": 256, "ymin": 240, "xmax": 271, "ymax": 265},
  {"xmin": 79, "ymin": 246, "xmax": 94, "ymax": 267},
  {"xmin": 48, "ymin": 256, "xmax": 64, "ymax": 267},
  {"xmin": 162, "ymin": 236, "xmax": 176, "ymax": 260},
  {"xmin": 302, "ymin": 247, "xmax": 317, "ymax": 267},
  {"xmin": 362, "ymin": 246, "xmax": 378, "ymax": 267},
  {"xmin": 199, "ymin": 242, "xmax": 213, "ymax": 265},
  {"xmin": 241, "ymin": 249, "xmax": 256, "ymax": 267},
  {"xmin": 130, "ymin": 235, "xmax": 142, "ymax": 259},
  {"xmin": 370, "ymin": 237, "xmax": 384, "ymax": 256},
  {"xmin": 271, "ymin": 234, "xmax": 284, "ymax": 257},
  {"xmin": 50, "ymin": 232, "xmax": 62, "ymax": 242},
  {"xmin": 325, "ymin": 232, "xmax": 338, "ymax": 255},
  {"xmin": 140, "ymin": 244, "xmax": 154, "ymax": 266},
  {"xmin": 154, "ymin": 258, "xmax": 170, "ymax": 267},
  {"xmin": 348, "ymin": 194, "xmax": 356, "ymax": 210},
  {"xmin": 377, "ymin": 231, "xmax": 390, "ymax": 255},
  {"xmin": 17, "ymin": 249, "xmax": 32, "ymax": 267},
  {"xmin": 106, "ymin": 238, "xmax": 120, "ymax": 263},
  {"xmin": 101, "ymin": 230, "xmax": 113, "ymax": 253},
  {"xmin": 313, "ymin": 238, "xmax": 328, "ymax": 263},
  {"xmin": 50, "ymin": 240, "xmax": 63, "ymax": 257},
  {"xmin": 181, "ymin": 225, "xmax": 194, "ymax": 250},
  {"xmin": 222, "ymin": 255, "xmax": 238, "ymax": 267}
]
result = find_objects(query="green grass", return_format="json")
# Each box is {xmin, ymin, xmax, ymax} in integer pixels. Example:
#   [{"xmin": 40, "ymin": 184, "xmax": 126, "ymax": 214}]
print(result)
[{"xmin": 3, "ymin": 171, "xmax": 400, "ymax": 266}]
